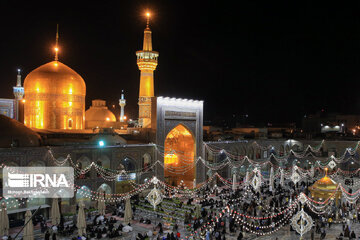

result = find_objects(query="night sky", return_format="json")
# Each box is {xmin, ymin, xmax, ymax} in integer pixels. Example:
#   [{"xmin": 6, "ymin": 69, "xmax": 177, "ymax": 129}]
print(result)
[{"xmin": 1, "ymin": 1, "xmax": 360, "ymax": 126}]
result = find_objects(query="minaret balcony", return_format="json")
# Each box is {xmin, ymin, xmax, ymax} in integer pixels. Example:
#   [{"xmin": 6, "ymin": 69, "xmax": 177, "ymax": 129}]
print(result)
[
  {"xmin": 136, "ymin": 50, "xmax": 159, "ymax": 60},
  {"xmin": 119, "ymin": 99, "xmax": 126, "ymax": 106},
  {"xmin": 137, "ymin": 61, "xmax": 158, "ymax": 71}
]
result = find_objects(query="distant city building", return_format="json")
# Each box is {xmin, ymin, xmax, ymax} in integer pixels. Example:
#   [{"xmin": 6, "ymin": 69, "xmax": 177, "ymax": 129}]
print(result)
[
  {"xmin": 302, "ymin": 112, "xmax": 360, "ymax": 136},
  {"xmin": 203, "ymin": 124, "xmax": 298, "ymax": 141}
]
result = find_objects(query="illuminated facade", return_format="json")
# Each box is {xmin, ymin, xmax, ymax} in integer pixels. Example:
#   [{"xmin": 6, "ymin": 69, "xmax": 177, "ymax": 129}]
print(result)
[
  {"xmin": 136, "ymin": 13, "xmax": 159, "ymax": 128},
  {"xmin": 164, "ymin": 124, "xmax": 195, "ymax": 186},
  {"xmin": 155, "ymin": 97, "xmax": 205, "ymax": 188},
  {"xmin": 24, "ymin": 61, "xmax": 86, "ymax": 129}
]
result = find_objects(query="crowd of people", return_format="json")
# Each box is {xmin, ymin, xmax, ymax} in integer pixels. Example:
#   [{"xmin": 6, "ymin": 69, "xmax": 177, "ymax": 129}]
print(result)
[
  {"xmin": 3, "ymin": 168, "xmax": 360, "ymax": 239},
  {"xmin": 182, "ymin": 172, "xmax": 360, "ymax": 240}
]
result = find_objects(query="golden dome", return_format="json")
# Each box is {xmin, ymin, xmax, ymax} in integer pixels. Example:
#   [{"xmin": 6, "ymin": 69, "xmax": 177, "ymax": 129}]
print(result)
[
  {"xmin": 24, "ymin": 61, "xmax": 86, "ymax": 96},
  {"xmin": 85, "ymin": 100, "xmax": 116, "ymax": 129},
  {"xmin": 24, "ymin": 61, "xmax": 86, "ymax": 130},
  {"xmin": 308, "ymin": 173, "xmax": 341, "ymax": 203},
  {"xmin": 310, "ymin": 175, "xmax": 338, "ymax": 191},
  {"xmin": 86, "ymin": 108, "xmax": 116, "ymax": 122}
]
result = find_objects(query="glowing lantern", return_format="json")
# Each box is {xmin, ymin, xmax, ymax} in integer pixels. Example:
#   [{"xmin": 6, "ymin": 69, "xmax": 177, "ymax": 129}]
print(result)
[
  {"xmin": 98, "ymin": 140, "xmax": 105, "ymax": 147},
  {"xmin": 164, "ymin": 153, "xmax": 178, "ymax": 165}
]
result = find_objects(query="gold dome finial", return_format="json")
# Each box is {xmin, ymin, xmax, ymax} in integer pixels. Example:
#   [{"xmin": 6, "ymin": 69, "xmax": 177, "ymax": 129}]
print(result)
[
  {"xmin": 54, "ymin": 24, "xmax": 59, "ymax": 61},
  {"xmin": 146, "ymin": 12, "xmax": 150, "ymax": 28}
]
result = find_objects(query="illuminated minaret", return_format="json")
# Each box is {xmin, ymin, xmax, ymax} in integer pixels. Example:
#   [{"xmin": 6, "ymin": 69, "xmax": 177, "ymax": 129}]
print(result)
[
  {"xmin": 119, "ymin": 90, "xmax": 126, "ymax": 122},
  {"xmin": 136, "ymin": 12, "xmax": 159, "ymax": 128},
  {"xmin": 13, "ymin": 69, "xmax": 24, "ymax": 121}
]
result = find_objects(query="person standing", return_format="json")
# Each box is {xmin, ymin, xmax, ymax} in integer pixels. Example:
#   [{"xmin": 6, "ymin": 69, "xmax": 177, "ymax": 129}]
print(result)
[
  {"xmin": 350, "ymin": 231, "xmax": 356, "ymax": 239},
  {"xmin": 311, "ymin": 229, "xmax": 314, "ymax": 240},
  {"xmin": 320, "ymin": 228, "xmax": 326, "ymax": 240},
  {"xmin": 237, "ymin": 231, "xmax": 243, "ymax": 240},
  {"xmin": 328, "ymin": 217, "xmax": 332, "ymax": 228},
  {"xmin": 44, "ymin": 230, "xmax": 50, "ymax": 240}
]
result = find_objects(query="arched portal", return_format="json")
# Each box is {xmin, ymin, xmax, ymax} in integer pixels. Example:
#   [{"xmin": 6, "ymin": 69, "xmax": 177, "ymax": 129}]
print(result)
[
  {"xmin": 76, "ymin": 185, "xmax": 92, "ymax": 207},
  {"xmin": 142, "ymin": 153, "xmax": 151, "ymax": 171},
  {"xmin": 164, "ymin": 124, "xmax": 195, "ymax": 187},
  {"xmin": 98, "ymin": 183, "xmax": 112, "ymax": 195},
  {"xmin": 115, "ymin": 158, "xmax": 136, "ymax": 194}
]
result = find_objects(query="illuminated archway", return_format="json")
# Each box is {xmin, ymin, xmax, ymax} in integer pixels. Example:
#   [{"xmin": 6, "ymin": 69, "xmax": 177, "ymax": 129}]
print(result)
[
  {"xmin": 115, "ymin": 158, "xmax": 136, "ymax": 194},
  {"xmin": 76, "ymin": 185, "xmax": 92, "ymax": 207},
  {"xmin": 164, "ymin": 124, "xmax": 195, "ymax": 187},
  {"xmin": 98, "ymin": 183, "xmax": 112, "ymax": 195}
]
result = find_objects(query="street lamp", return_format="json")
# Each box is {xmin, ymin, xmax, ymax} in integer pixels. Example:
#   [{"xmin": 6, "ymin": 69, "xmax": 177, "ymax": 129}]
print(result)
[{"xmin": 98, "ymin": 140, "xmax": 105, "ymax": 147}]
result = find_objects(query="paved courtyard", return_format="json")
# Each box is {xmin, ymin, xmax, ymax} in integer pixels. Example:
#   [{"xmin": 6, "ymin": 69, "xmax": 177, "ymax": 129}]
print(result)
[
  {"xmin": 224, "ymin": 223, "xmax": 357, "ymax": 240},
  {"xmin": 7, "ymin": 209, "xmax": 189, "ymax": 240}
]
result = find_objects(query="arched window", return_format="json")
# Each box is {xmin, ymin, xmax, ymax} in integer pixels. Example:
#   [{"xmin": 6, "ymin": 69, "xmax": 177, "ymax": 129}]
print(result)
[
  {"xmin": 98, "ymin": 183, "xmax": 112, "ymax": 195},
  {"xmin": 280, "ymin": 145, "xmax": 285, "ymax": 156},
  {"xmin": 142, "ymin": 153, "xmax": 151, "ymax": 171},
  {"xmin": 76, "ymin": 185, "xmax": 92, "ymax": 207},
  {"xmin": 97, "ymin": 155, "xmax": 110, "ymax": 169},
  {"xmin": 292, "ymin": 144, "xmax": 300, "ymax": 152},
  {"xmin": 285, "ymin": 145, "xmax": 290, "ymax": 154},
  {"xmin": 68, "ymin": 119, "xmax": 73, "ymax": 129},
  {"xmin": 0, "ymin": 161, "xmax": 18, "ymax": 187},
  {"xmin": 121, "ymin": 158, "xmax": 135, "ymax": 171},
  {"xmin": 255, "ymin": 148, "xmax": 261, "ymax": 159},
  {"xmin": 247, "ymin": 147, "xmax": 254, "ymax": 159},
  {"xmin": 76, "ymin": 156, "xmax": 91, "ymax": 179}
]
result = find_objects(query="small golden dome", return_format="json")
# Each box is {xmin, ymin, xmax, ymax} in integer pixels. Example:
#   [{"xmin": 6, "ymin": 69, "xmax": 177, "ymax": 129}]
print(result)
[
  {"xmin": 308, "ymin": 171, "xmax": 341, "ymax": 202},
  {"xmin": 85, "ymin": 100, "xmax": 116, "ymax": 129},
  {"xmin": 310, "ymin": 175, "xmax": 338, "ymax": 191}
]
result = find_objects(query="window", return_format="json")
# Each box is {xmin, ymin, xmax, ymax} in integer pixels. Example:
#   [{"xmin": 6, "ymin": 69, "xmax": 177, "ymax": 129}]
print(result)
[{"xmin": 68, "ymin": 119, "xmax": 73, "ymax": 129}]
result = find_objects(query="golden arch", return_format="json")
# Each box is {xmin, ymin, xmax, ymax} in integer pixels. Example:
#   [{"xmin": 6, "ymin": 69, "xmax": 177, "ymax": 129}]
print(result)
[{"xmin": 164, "ymin": 124, "xmax": 195, "ymax": 187}]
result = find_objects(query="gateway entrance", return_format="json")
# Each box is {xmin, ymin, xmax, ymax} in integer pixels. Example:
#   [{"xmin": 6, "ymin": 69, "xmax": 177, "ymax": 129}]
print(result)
[{"xmin": 164, "ymin": 124, "xmax": 195, "ymax": 187}]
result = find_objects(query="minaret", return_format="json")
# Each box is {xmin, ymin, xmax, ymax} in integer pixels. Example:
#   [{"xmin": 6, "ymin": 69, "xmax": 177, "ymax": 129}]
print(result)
[
  {"xmin": 119, "ymin": 90, "xmax": 126, "ymax": 122},
  {"xmin": 13, "ymin": 69, "xmax": 24, "ymax": 121},
  {"xmin": 136, "ymin": 12, "xmax": 159, "ymax": 128}
]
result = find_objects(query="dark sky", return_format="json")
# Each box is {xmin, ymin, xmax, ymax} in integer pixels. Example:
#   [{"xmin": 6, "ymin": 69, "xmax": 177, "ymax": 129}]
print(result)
[{"xmin": 1, "ymin": 1, "xmax": 360, "ymax": 126}]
